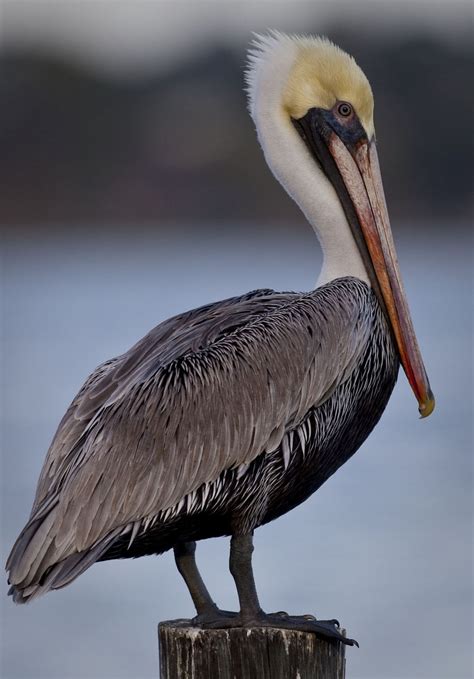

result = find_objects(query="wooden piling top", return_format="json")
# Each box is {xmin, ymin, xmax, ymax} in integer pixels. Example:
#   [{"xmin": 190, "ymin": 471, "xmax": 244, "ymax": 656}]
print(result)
[{"xmin": 159, "ymin": 619, "xmax": 347, "ymax": 679}]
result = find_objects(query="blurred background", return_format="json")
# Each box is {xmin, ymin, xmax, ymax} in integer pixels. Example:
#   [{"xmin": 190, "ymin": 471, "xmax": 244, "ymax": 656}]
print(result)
[{"xmin": 1, "ymin": 1, "xmax": 472, "ymax": 678}]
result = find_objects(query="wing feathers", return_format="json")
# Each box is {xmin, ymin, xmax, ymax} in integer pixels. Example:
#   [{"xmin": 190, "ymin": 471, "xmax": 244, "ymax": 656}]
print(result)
[{"xmin": 7, "ymin": 280, "xmax": 372, "ymax": 599}]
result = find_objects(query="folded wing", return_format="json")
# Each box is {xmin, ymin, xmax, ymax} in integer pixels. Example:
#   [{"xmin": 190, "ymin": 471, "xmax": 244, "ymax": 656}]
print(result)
[{"xmin": 7, "ymin": 280, "xmax": 370, "ymax": 598}]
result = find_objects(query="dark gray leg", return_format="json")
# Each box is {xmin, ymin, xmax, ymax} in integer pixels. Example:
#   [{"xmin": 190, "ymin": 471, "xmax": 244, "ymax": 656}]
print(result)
[
  {"xmin": 198, "ymin": 532, "xmax": 358, "ymax": 647},
  {"xmin": 174, "ymin": 541, "xmax": 219, "ymax": 617},
  {"xmin": 229, "ymin": 533, "xmax": 263, "ymax": 621},
  {"xmin": 174, "ymin": 541, "xmax": 238, "ymax": 624}
]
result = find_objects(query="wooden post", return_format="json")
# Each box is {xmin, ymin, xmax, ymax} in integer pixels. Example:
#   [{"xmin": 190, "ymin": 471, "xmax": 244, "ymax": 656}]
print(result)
[{"xmin": 158, "ymin": 619, "xmax": 346, "ymax": 679}]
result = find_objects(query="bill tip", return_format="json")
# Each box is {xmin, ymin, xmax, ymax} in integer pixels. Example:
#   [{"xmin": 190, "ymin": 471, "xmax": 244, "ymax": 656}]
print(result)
[{"xmin": 418, "ymin": 391, "xmax": 435, "ymax": 418}]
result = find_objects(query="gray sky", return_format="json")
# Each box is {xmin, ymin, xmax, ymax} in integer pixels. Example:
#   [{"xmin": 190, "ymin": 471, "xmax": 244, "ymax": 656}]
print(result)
[{"xmin": 2, "ymin": 0, "xmax": 472, "ymax": 75}]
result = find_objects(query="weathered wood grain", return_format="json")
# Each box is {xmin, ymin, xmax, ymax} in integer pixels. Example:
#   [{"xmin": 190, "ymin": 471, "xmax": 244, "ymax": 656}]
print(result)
[{"xmin": 158, "ymin": 619, "xmax": 346, "ymax": 679}]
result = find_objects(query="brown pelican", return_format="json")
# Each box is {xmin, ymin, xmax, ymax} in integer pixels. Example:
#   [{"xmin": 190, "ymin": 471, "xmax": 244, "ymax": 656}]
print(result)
[{"xmin": 6, "ymin": 33, "xmax": 434, "ymax": 646}]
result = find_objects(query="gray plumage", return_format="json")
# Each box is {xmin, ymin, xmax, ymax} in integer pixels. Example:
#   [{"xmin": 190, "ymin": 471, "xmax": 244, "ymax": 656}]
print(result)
[{"xmin": 7, "ymin": 277, "xmax": 398, "ymax": 602}]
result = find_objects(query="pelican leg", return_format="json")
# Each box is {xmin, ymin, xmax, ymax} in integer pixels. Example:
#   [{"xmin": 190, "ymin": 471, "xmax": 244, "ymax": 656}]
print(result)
[
  {"xmin": 174, "ymin": 541, "xmax": 219, "ymax": 617},
  {"xmin": 174, "ymin": 541, "xmax": 237, "ymax": 623},
  {"xmin": 229, "ymin": 533, "xmax": 263, "ymax": 621},
  {"xmin": 197, "ymin": 532, "xmax": 358, "ymax": 647}
]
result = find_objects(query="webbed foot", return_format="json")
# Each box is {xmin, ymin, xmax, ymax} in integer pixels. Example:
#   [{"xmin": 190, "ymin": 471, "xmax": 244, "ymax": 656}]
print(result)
[
  {"xmin": 258, "ymin": 612, "xmax": 358, "ymax": 646},
  {"xmin": 192, "ymin": 608, "xmax": 238, "ymax": 626},
  {"xmin": 194, "ymin": 608, "xmax": 357, "ymax": 646}
]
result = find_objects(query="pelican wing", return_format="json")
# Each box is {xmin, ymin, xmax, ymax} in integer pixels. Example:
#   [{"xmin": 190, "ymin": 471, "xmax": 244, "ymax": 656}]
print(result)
[
  {"xmin": 7, "ymin": 279, "xmax": 371, "ymax": 595},
  {"xmin": 32, "ymin": 288, "xmax": 281, "ymax": 510}
]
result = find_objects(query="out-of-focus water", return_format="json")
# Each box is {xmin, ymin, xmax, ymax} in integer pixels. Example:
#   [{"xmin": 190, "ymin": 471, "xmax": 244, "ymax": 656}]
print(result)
[{"xmin": 1, "ymin": 222, "xmax": 472, "ymax": 679}]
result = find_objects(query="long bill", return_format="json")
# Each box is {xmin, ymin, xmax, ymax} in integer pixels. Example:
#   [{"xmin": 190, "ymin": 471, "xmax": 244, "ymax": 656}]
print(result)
[{"xmin": 328, "ymin": 134, "xmax": 435, "ymax": 417}]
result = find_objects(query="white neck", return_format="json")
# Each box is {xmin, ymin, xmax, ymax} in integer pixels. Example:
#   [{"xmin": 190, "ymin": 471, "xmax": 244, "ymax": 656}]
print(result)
[{"xmin": 248, "ymin": 38, "xmax": 369, "ymax": 288}]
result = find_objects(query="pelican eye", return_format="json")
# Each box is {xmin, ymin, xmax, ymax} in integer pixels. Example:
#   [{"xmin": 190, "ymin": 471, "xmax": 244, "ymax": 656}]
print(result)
[{"xmin": 337, "ymin": 102, "xmax": 352, "ymax": 117}]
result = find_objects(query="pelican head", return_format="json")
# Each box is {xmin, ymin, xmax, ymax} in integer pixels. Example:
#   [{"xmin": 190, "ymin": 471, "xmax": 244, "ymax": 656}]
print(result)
[{"xmin": 246, "ymin": 32, "xmax": 434, "ymax": 417}]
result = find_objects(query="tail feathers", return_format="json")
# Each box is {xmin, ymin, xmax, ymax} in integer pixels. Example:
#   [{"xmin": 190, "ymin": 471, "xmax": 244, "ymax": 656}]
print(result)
[
  {"xmin": 7, "ymin": 511, "xmax": 123, "ymax": 604},
  {"xmin": 7, "ymin": 507, "xmax": 59, "ymax": 588}
]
